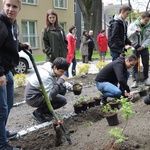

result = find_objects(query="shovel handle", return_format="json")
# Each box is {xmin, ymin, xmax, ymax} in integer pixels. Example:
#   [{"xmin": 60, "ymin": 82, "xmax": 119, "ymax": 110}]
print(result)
[{"xmin": 138, "ymin": 57, "xmax": 140, "ymax": 72}]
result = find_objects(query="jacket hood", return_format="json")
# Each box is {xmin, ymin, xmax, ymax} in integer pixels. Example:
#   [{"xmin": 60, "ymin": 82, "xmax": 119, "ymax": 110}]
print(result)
[
  {"xmin": 136, "ymin": 17, "xmax": 150, "ymax": 28},
  {"xmin": 0, "ymin": 10, "xmax": 13, "ymax": 26},
  {"xmin": 109, "ymin": 14, "xmax": 123, "ymax": 24},
  {"xmin": 41, "ymin": 62, "xmax": 56, "ymax": 77},
  {"xmin": 114, "ymin": 14, "xmax": 124, "ymax": 22}
]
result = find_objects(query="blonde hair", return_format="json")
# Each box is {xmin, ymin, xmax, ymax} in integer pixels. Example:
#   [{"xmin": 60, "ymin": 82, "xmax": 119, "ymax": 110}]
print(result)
[{"xmin": 3, "ymin": 0, "xmax": 21, "ymax": 8}]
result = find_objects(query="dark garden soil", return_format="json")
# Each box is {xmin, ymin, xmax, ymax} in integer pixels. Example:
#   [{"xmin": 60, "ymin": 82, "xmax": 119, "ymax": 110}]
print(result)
[{"xmin": 7, "ymin": 74, "xmax": 150, "ymax": 150}]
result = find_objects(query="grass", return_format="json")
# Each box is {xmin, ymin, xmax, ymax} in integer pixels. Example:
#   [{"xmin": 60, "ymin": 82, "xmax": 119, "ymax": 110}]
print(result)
[{"xmin": 33, "ymin": 48, "xmax": 142, "ymax": 62}]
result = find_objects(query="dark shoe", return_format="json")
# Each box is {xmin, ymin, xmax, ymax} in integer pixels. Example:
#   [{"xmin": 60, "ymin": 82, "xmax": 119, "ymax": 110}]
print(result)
[
  {"xmin": 43, "ymin": 113, "xmax": 53, "ymax": 122},
  {"xmin": 6, "ymin": 131, "xmax": 17, "ymax": 140},
  {"xmin": 0, "ymin": 144, "xmax": 20, "ymax": 150},
  {"xmin": 33, "ymin": 110, "xmax": 48, "ymax": 123}
]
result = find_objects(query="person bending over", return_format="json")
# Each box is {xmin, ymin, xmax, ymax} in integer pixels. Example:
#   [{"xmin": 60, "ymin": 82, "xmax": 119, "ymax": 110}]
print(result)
[
  {"xmin": 95, "ymin": 54, "xmax": 137, "ymax": 104},
  {"xmin": 25, "ymin": 57, "xmax": 72, "ymax": 123}
]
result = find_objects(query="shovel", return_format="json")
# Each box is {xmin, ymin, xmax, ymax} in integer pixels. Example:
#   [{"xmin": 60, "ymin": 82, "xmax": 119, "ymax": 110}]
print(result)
[
  {"xmin": 135, "ymin": 56, "xmax": 144, "ymax": 82},
  {"xmin": 22, "ymin": 48, "xmax": 72, "ymax": 145},
  {"xmin": 134, "ymin": 32, "xmax": 144, "ymax": 82}
]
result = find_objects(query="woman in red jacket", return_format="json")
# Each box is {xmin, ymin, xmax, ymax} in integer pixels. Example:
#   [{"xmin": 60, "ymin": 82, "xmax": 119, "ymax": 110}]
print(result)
[
  {"xmin": 97, "ymin": 29, "xmax": 108, "ymax": 62},
  {"xmin": 66, "ymin": 25, "xmax": 77, "ymax": 77}
]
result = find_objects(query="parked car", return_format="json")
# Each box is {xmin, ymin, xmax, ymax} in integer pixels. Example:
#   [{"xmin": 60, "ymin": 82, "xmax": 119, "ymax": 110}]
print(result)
[{"xmin": 12, "ymin": 50, "xmax": 33, "ymax": 74}]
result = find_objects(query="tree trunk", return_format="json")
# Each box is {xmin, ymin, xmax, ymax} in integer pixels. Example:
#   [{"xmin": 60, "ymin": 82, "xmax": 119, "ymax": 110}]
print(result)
[{"xmin": 77, "ymin": 0, "xmax": 102, "ymax": 49}]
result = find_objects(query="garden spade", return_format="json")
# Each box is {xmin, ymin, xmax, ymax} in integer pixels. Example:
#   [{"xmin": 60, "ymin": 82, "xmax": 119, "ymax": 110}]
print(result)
[
  {"xmin": 22, "ymin": 49, "xmax": 72, "ymax": 145},
  {"xmin": 134, "ymin": 32, "xmax": 144, "ymax": 82}
]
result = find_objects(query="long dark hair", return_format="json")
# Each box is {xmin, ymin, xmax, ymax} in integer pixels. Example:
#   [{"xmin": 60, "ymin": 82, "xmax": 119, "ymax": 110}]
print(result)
[{"xmin": 46, "ymin": 10, "xmax": 58, "ymax": 31}]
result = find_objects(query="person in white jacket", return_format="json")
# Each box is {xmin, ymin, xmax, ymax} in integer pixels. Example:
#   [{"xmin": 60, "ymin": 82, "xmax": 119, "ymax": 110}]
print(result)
[
  {"xmin": 25, "ymin": 57, "xmax": 72, "ymax": 123},
  {"xmin": 127, "ymin": 11, "xmax": 150, "ymax": 88}
]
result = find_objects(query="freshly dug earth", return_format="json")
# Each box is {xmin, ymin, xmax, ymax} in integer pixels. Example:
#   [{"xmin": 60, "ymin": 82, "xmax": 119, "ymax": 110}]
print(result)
[{"xmin": 8, "ymin": 74, "xmax": 150, "ymax": 150}]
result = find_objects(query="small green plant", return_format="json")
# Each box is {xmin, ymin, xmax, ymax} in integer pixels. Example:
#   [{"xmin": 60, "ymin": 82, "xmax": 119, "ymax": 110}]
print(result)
[
  {"xmin": 99, "ymin": 91, "xmax": 103, "ymax": 97},
  {"xmin": 108, "ymin": 96, "xmax": 134, "ymax": 143},
  {"xmin": 77, "ymin": 64, "xmax": 90, "ymax": 76},
  {"xmin": 74, "ymin": 97, "xmax": 85, "ymax": 106},
  {"xmin": 14, "ymin": 73, "xmax": 26, "ymax": 88},
  {"xmin": 109, "ymin": 127, "xmax": 125, "ymax": 143},
  {"xmin": 102, "ymin": 104, "xmax": 118, "ymax": 114},
  {"xmin": 96, "ymin": 61, "xmax": 107, "ymax": 71}
]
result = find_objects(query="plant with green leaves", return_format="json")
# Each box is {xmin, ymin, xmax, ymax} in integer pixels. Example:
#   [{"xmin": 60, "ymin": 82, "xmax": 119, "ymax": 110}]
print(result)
[
  {"xmin": 74, "ymin": 97, "xmax": 85, "ymax": 106},
  {"xmin": 109, "ymin": 96, "xmax": 134, "ymax": 143},
  {"xmin": 14, "ymin": 73, "xmax": 26, "ymax": 88},
  {"xmin": 102, "ymin": 103, "xmax": 118, "ymax": 114}
]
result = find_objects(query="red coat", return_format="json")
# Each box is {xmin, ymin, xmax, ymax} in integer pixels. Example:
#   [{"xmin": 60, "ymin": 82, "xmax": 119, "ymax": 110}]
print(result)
[
  {"xmin": 67, "ymin": 33, "xmax": 76, "ymax": 63},
  {"xmin": 97, "ymin": 33, "xmax": 108, "ymax": 52}
]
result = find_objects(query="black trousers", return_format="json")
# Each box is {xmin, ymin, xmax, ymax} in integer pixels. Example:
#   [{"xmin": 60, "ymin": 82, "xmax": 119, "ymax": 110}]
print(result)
[
  {"xmin": 88, "ymin": 47, "xmax": 94, "ymax": 61},
  {"xmin": 132, "ymin": 48, "xmax": 149, "ymax": 81}
]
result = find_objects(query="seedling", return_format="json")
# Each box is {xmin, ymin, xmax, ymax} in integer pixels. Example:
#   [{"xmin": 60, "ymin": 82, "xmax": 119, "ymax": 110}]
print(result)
[
  {"xmin": 108, "ymin": 96, "xmax": 134, "ymax": 143},
  {"xmin": 102, "ymin": 103, "xmax": 118, "ymax": 114}
]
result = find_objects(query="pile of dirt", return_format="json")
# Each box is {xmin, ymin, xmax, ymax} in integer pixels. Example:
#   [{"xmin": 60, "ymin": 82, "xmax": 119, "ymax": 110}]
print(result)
[{"xmin": 7, "ymin": 73, "xmax": 150, "ymax": 150}]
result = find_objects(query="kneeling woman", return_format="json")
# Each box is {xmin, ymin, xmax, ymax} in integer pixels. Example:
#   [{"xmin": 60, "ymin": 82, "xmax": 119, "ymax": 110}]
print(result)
[{"xmin": 95, "ymin": 54, "xmax": 137, "ymax": 104}]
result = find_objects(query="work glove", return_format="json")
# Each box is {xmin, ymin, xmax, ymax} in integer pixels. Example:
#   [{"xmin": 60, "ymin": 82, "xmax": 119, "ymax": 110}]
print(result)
[{"xmin": 63, "ymin": 82, "xmax": 73, "ymax": 91}]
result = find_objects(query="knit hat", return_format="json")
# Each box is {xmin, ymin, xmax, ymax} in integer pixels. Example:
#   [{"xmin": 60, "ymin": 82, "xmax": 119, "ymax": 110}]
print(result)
[{"xmin": 69, "ymin": 25, "xmax": 76, "ymax": 33}]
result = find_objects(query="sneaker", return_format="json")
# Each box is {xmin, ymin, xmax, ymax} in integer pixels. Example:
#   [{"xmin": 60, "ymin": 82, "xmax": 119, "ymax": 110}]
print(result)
[
  {"xmin": 131, "ymin": 81, "xmax": 138, "ymax": 88},
  {"xmin": 6, "ymin": 131, "xmax": 17, "ymax": 140},
  {"xmin": 32, "ymin": 110, "xmax": 48, "ymax": 123},
  {"xmin": 144, "ymin": 78, "xmax": 150, "ymax": 86},
  {"xmin": 43, "ymin": 113, "xmax": 53, "ymax": 122},
  {"xmin": 0, "ymin": 144, "xmax": 20, "ymax": 150}
]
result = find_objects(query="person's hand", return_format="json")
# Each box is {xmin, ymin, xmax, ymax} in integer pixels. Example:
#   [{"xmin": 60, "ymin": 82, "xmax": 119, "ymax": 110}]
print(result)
[
  {"xmin": 136, "ymin": 28, "xmax": 141, "ymax": 32},
  {"xmin": 137, "ymin": 46, "xmax": 144, "ymax": 51},
  {"xmin": 124, "ymin": 91, "xmax": 133, "ymax": 100},
  {"xmin": 21, "ymin": 42, "xmax": 32, "ymax": 50},
  {"xmin": 125, "ymin": 45, "xmax": 132, "ymax": 50},
  {"xmin": 0, "ymin": 75, "xmax": 6, "ymax": 86}
]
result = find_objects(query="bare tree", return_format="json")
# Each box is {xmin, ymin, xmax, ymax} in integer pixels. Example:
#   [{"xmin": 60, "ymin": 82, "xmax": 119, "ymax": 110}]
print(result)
[
  {"xmin": 146, "ymin": 0, "xmax": 150, "ymax": 10},
  {"xmin": 77, "ymin": 0, "xmax": 102, "ymax": 45}
]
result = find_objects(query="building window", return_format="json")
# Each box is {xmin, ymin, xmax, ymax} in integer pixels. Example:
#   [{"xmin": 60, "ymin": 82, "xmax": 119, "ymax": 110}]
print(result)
[
  {"xmin": 74, "ymin": 2, "xmax": 76, "ymax": 13},
  {"xmin": 21, "ymin": 20, "xmax": 39, "ymax": 49},
  {"xmin": 22, "ymin": 0, "xmax": 38, "ymax": 5},
  {"xmin": 59, "ymin": 22, "xmax": 66, "ymax": 32},
  {"xmin": 54, "ymin": 0, "xmax": 68, "ymax": 9}
]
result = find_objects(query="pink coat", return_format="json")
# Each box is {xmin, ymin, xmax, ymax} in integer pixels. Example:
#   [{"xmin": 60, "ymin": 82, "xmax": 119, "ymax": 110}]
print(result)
[
  {"xmin": 67, "ymin": 33, "xmax": 76, "ymax": 63},
  {"xmin": 97, "ymin": 33, "xmax": 108, "ymax": 52}
]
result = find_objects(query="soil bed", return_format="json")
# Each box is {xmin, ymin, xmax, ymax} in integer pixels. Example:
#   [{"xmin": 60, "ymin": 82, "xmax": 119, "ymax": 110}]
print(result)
[{"xmin": 8, "ymin": 74, "xmax": 150, "ymax": 150}]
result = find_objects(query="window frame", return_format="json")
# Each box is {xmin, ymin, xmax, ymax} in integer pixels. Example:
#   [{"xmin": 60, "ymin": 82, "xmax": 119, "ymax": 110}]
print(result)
[
  {"xmin": 21, "ymin": 20, "xmax": 39, "ymax": 50},
  {"xmin": 22, "ymin": 0, "xmax": 38, "ymax": 6},
  {"xmin": 53, "ymin": 0, "xmax": 68, "ymax": 9}
]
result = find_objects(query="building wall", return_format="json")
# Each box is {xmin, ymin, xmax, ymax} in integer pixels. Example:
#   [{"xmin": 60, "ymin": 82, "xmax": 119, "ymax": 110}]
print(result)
[{"xmin": 0, "ymin": 0, "xmax": 74, "ymax": 56}]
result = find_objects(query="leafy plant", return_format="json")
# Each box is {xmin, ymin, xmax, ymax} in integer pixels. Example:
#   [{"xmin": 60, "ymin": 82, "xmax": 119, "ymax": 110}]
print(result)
[
  {"xmin": 14, "ymin": 73, "xmax": 26, "ymax": 88},
  {"xmin": 108, "ymin": 96, "xmax": 134, "ymax": 143},
  {"xmin": 102, "ymin": 104, "xmax": 118, "ymax": 114},
  {"xmin": 99, "ymin": 91, "xmax": 103, "ymax": 97},
  {"xmin": 77, "ymin": 64, "xmax": 90, "ymax": 76},
  {"xmin": 96, "ymin": 61, "xmax": 107, "ymax": 71},
  {"xmin": 109, "ymin": 127, "xmax": 125, "ymax": 143},
  {"xmin": 74, "ymin": 97, "xmax": 85, "ymax": 105}
]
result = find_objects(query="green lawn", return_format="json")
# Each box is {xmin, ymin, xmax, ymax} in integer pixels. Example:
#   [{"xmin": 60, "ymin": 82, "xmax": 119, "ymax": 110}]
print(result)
[{"xmin": 33, "ymin": 47, "xmax": 147, "ymax": 62}]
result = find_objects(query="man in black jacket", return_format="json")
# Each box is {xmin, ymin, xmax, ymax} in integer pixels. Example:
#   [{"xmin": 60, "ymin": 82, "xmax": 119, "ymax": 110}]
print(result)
[
  {"xmin": 108, "ymin": 5, "xmax": 132, "ymax": 61},
  {"xmin": 0, "ymin": 0, "xmax": 31, "ymax": 149},
  {"xmin": 95, "ymin": 54, "xmax": 137, "ymax": 104}
]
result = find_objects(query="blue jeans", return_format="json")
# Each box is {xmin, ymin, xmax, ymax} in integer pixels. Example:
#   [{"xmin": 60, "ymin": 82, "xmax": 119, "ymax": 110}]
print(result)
[
  {"xmin": 110, "ymin": 51, "xmax": 120, "ymax": 61},
  {"xmin": 96, "ymin": 82, "xmax": 122, "ymax": 98},
  {"xmin": 0, "ymin": 71, "xmax": 14, "ymax": 147}
]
